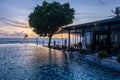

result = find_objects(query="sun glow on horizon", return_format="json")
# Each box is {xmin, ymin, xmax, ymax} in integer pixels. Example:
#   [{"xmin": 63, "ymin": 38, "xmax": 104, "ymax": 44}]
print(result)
[{"xmin": 52, "ymin": 33, "xmax": 75, "ymax": 39}]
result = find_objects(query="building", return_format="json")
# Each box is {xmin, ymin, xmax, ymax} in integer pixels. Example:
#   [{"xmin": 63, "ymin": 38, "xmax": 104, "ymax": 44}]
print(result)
[{"xmin": 62, "ymin": 17, "xmax": 120, "ymax": 54}]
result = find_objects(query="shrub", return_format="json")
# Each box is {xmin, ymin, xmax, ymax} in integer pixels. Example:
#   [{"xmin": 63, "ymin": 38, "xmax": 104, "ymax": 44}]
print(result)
[
  {"xmin": 97, "ymin": 51, "xmax": 108, "ymax": 59},
  {"xmin": 79, "ymin": 49, "xmax": 86, "ymax": 54},
  {"xmin": 61, "ymin": 45, "xmax": 67, "ymax": 50},
  {"xmin": 68, "ymin": 47, "xmax": 75, "ymax": 52},
  {"xmin": 117, "ymin": 55, "xmax": 120, "ymax": 63},
  {"xmin": 54, "ymin": 45, "xmax": 60, "ymax": 50}
]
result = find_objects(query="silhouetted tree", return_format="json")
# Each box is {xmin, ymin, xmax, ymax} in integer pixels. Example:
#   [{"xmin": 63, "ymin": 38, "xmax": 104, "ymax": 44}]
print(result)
[
  {"xmin": 111, "ymin": 6, "xmax": 120, "ymax": 17},
  {"xmin": 28, "ymin": 1, "xmax": 74, "ymax": 47}
]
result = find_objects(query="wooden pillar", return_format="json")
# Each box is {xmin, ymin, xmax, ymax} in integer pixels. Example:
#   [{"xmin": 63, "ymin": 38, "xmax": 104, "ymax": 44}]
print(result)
[
  {"xmin": 61, "ymin": 30, "xmax": 63, "ymax": 46},
  {"xmin": 80, "ymin": 33, "xmax": 82, "ymax": 42},
  {"xmin": 68, "ymin": 29, "xmax": 71, "ymax": 48},
  {"xmin": 82, "ymin": 28, "xmax": 85, "ymax": 36},
  {"xmin": 42, "ymin": 40, "xmax": 44, "ymax": 46},
  {"xmin": 93, "ymin": 31, "xmax": 96, "ymax": 51},
  {"xmin": 76, "ymin": 32, "xmax": 78, "ymax": 44},
  {"xmin": 75, "ymin": 28, "xmax": 77, "ymax": 48},
  {"xmin": 107, "ymin": 25, "xmax": 111, "ymax": 54},
  {"xmin": 75, "ymin": 28, "xmax": 76, "ymax": 43},
  {"xmin": 93, "ymin": 23, "xmax": 97, "ymax": 52}
]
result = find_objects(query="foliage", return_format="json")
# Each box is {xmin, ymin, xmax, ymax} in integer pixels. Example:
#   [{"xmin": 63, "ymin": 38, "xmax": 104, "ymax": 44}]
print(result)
[
  {"xmin": 54, "ymin": 45, "xmax": 60, "ymax": 50},
  {"xmin": 77, "ymin": 42, "xmax": 82, "ymax": 49},
  {"xmin": 111, "ymin": 6, "xmax": 120, "ymax": 17},
  {"xmin": 79, "ymin": 49, "xmax": 86, "ymax": 54},
  {"xmin": 97, "ymin": 51, "xmax": 108, "ymax": 59},
  {"xmin": 61, "ymin": 45, "xmax": 67, "ymax": 50},
  {"xmin": 28, "ymin": 1, "xmax": 75, "ymax": 47},
  {"xmin": 68, "ymin": 47, "xmax": 78, "ymax": 52},
  {"xmin": 68, "ymin": 47, "xmax": 74, "ymax": 51},
  {"xmin": 117, "ymin": 55, "xmax": 120, "ymax": 63}
]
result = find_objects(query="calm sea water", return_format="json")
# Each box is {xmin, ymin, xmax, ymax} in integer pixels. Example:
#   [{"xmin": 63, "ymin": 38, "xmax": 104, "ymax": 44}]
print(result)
[{"xmin": 0, "ymin": 38, "xmax": 65, "ymax": 46}]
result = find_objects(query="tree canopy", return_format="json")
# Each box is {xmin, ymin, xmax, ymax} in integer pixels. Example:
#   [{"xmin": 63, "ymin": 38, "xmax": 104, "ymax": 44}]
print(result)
[{"xmin": 28, "ymin": 1, "xmax": 75, "ymax": 47}]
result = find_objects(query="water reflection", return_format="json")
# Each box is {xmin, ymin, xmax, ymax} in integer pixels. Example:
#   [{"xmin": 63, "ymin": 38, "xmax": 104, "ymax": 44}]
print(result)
[
  {"xmin": 29, "ymin": 46, "xmax": 73, "ymax": 80},
  {"xmin": 0, "ymin": 44, "xmax": 120, "ymax": 80}
]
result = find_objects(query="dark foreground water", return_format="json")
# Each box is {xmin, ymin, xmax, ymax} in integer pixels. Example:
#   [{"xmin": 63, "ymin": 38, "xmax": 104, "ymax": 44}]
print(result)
[{"xmin": 0, "ymin": 44, "xmax": 120, "ymax": 80}]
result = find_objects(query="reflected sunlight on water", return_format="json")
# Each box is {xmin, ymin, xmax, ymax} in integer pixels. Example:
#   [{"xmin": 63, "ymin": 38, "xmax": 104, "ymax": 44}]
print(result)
[{"xmin": 0, "ymin": 44, "xmax": 120, "ymax": 80}]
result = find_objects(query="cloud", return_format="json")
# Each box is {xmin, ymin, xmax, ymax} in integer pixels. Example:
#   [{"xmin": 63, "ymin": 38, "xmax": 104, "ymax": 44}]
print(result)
[
  {"xmin": 0, "ymin": 31, "xmax": 25, "ymax": 38},
  {"xmin": 0, "ymin": 30, "xmax": 38, "ymax": 38},
  {"xmin": 75, "ymin": 12, "xmax": 86, "ymax": 15},
  {"xmin": 0, "ymin": 17, "xmax": 29, "ymax": 28},
  {"xmin": 74, "ymin": 12, "xmax": 93, "ymax": 21}
]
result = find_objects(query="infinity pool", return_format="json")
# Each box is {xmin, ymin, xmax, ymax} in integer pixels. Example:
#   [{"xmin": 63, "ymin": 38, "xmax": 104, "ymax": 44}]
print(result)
[{"xmin": 0, "ymin": 44, "xmax": 120, "ymax": 80}]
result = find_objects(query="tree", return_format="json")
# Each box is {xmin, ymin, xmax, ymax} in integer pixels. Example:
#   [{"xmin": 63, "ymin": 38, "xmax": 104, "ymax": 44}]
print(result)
[
  {"xmin": 111, "ymin": 6, "xmax": 120, "ymax": 17},
  {"xmin": 28, "ymin": 1, "xmax": 74, "ymax": 47}
]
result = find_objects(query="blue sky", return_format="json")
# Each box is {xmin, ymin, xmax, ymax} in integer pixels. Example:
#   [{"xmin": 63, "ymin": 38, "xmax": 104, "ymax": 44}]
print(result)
[{"xmin": 0, "ymin": 0, "xmax": 120, "ymax": 38}]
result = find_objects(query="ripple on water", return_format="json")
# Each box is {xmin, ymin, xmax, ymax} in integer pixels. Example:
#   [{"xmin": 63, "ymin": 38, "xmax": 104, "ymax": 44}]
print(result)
[{"xmin": 0, "ymin": 44, "xmax": 120, "ymax": 80}]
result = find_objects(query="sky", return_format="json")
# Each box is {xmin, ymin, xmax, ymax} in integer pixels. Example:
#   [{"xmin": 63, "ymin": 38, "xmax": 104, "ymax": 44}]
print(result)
[{"xmin": 0, "ymin": 0, "xmax": 120, "ymax": 38}]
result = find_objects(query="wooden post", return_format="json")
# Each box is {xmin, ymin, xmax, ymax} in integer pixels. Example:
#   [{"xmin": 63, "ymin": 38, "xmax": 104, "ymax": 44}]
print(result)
[
  {"xmin": 75, "ymin": 28, "xmax": 77, "ymax": 48},
  {"xmin": 93, "ymin": 24, "xmax": 97, "ymax": 51},
  {"xmin": 93, "ymin": 31, "xmax": 96, "ymax": 51},
  {"xmin": 80, "ymin": 33, "xmax": 82, "ymax": 42},
  {"xmin": 82, "ymin": 28, "xmax": 85, "ymax": 36},
  {"xmin": 68, "ymin": 29, "xmax": 71, "ymax": 48},
  {"xmin": 36, "ymin": 38, "xmax": 38, "ymax": 45},
  {"xmin": 42, "ymin": 40, "xmax": 44, "ymax": 46},
  {"xmin": 61, "ymin": 30, "xmax": 63, "ymax": 46},
  {"xmin": 107, "ymin": 25, "xmax": 111, "ymax": 54}
]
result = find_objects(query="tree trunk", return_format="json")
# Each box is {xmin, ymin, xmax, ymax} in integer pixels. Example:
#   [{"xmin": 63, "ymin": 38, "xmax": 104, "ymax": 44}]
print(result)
[{"xmin": 48, "ymin": 35, "xmax": 52, "ymax": 48}]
